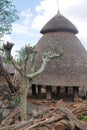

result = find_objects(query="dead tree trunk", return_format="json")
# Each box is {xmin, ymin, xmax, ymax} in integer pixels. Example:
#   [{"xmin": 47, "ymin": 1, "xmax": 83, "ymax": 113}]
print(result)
[
  {"xmin": 19, "ymin": 76, "xmax": 30, "ymax": 120},
  {"xmin": 3, "ymin": 42, "xmax": 62, "ymax": 121}
]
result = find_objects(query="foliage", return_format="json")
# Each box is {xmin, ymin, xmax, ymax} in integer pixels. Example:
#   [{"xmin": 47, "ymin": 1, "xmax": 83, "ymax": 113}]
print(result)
[
  {"xmin": 0, "ymin": 0, "xmax": 19, "ymax": 38},
  {"xmin": 78, "ymin": 114, "xmax": 87, "ymax": 122},
  {"xmin": 12, "ymin": 96, "xmax": 20, "ymax": 103},
  {"xmin": 15, "ymin": 47, "xmax": 27, "ymax": 66}
]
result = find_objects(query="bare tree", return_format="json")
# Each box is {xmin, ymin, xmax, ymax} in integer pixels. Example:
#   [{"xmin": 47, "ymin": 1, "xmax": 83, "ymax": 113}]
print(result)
[{"xmin": 3, "ymin": 42, "xmax": 63, "ymax": 121}]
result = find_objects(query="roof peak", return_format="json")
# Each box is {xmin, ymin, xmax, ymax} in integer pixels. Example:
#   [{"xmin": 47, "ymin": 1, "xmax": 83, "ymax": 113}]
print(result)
[
  {"xmin": 40, "ymin": 13, "xmax": 78, "ymax": 34},
  {"xmin": 57, "ymin": 10, "xmax": 61, "ymax": 15}
]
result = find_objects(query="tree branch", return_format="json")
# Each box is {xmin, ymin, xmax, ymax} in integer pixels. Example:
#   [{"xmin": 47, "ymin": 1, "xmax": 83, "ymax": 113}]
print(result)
[
  {"xmin": 10, "ymin": 56, "xmax": 22, "ymax": 75},
  {"xmin": 23, "ymin": 45, "xmax": 38, "ymax": 72},
  {"xmin": 27, "ymin": 59, "xmax": 47, "ymax": 79},
  {"xmin": 27, "ymin": 51, "xmax": 62, "ymax": 79},
  {"xmin": 3, "ymin": 42, "xmax": 22, "ymax": 75}
]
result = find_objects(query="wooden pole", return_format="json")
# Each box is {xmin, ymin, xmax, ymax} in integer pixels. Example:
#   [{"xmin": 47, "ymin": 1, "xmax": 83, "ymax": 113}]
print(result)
[
  {"xmin": 37, "ymin": 85, "xmax": 42, "ymax": 98},
  {"xmin": 65, "ymin": 86, "xmax": 68, "ymax": 98},
  {"xmin": 32, "ymin": 84, "xmax": 36, "ymax": 97},
  {"xmin": 65, "ymin": 87, "xmax": 68, "ymax": 94},
  {"xmin": 46, "ymin": 86, "xmax": 52, "ymax": 100},
  {"xmin": 73, "ymin": 86, "xmax": 79, "ymax": 102},
  {"xmin": 56, "ymin": 86, "xmax": 61, "ymax": 98}
]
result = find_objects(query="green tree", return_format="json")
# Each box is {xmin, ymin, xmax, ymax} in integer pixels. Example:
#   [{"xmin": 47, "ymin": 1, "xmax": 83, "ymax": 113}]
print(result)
[
  {"xmin": 15, "ymin": 47, "xmax": 27, "ymax": 66},
  {"xmin": 0, "ymin": 0, "xmax": 19, "ymax": 38}
]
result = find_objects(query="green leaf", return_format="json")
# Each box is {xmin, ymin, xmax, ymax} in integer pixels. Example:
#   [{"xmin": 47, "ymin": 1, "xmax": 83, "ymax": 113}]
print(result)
[
  {"xmin": 0, "ymin": 0, "xmax": 19, "ymax": 38},
  {"xmin": 12, "ymin": 96, "xmax": 20, "ymax": 103}
]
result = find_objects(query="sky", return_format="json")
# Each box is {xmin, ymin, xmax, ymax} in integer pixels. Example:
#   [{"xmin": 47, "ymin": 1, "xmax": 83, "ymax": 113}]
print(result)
[{"xmin": 3, "ymin": 0, "xmax": 87, "ymax": 56}]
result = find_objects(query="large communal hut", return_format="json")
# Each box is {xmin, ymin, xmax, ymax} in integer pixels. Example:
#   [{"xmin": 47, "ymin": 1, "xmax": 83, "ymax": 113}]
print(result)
[{"xmin": 30, "ymin": 11, "xmax": 87, "ymax": 101}]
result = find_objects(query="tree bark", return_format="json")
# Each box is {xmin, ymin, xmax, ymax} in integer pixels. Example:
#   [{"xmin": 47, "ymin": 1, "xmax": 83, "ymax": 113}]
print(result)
[{"xmin": 20, "ymin": 76, "xmax": 30, "ymax": 121}]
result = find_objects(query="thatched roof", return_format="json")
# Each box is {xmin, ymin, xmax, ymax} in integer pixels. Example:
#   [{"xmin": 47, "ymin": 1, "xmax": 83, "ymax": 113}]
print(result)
[
  {"xmin": 40, "ymin": 12, "xmax": 78, "ymax": 34},
  {"xmin": 30, "ymin": 12, "xmax": 87, "ymax": 87}
]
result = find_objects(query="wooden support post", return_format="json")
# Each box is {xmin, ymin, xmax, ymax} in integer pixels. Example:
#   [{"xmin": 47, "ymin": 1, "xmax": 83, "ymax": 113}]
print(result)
[
  {"xmin": 37, "ymin": 85, "xmax": 41, "ymax": 95},
  {"xmin": 56, "ymin": 86, "xmax": 61, "ymax": 98},
  {"xmin": 65, "ymin": 87, "xmax": 68, "ymax": 98},
  {"xmin": 37, "ymin": 85, "xmax": 42, "ymax": 98},
  {"xmin": 32, "ymin": 84, "xmax": 36, "ymax": 97},
  {"xmin": 65, "ymin": 87, "xmax": 68, "ymax": 94},
  {"xmin": 73, "ymin": 86, "xmax": 79, "ymax": 102},
  {"xmin": 46, "ymin": 86, "xmax": 52, "ymax": 100}
]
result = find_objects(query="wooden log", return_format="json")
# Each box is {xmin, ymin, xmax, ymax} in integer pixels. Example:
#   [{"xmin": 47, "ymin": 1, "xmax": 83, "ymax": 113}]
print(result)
[
  {"xmin": 58, "ymin": 105, "xmax": 87, "ymax": 130},
  {"xmin": 0, "ymin": 124, "xmax": 16, "ymax": 130},
  {"xmin": 12, "ymin": 100, "xmax": 63, "ymax": 130},
  {"xmin": 1, "ymin": 108, "xmax": 20, "ymax": 126},
  {"xmin": 25, "ymin": 114, "xmax": 65, "ymax": 130},
  {"xmin": 11, "ymin": 118, "xmax": 34, "ymax": 130}
]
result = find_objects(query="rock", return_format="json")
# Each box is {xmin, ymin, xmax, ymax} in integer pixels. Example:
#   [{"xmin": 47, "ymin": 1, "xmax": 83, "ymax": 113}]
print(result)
[
  {"xmin": 38, "ymin": 109, "xmax": 43, "ymax": 118},
  {"xmin": 32, "ymin": 109, "xmax": 38, "ymax": 118},
  {"xmin": 8, "ymin": 103, "xmax": 17, "ymax": 109},
  {"xmin": 2, "ymin": 109, "xmax": 11, "ymax": 118}
]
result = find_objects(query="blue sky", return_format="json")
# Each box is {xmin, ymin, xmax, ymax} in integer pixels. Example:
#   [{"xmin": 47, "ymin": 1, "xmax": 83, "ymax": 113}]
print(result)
[{"xmin": 2, "ymin": 0, "xmax": 87, "ymax": 56}]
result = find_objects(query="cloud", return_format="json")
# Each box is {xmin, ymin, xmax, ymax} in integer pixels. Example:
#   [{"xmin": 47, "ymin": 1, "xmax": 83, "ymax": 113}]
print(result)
[
  {"xmin": 32, "ymin": 0, "xmax": 58, "ymax": 30},
  {"xmin": 7, "ymin": 0, "xmax": 87, "ymax": 56},
  {"xmin": 31, "ymin": 0, "xmax": 87, "ymax": 49},
  {"xmin": 12, "ymin": 23, "xmax": 30, "ymax": 34},
  {"xmin": 32, "ymin": 0, "xmax": 85, "ymax": 30},
  {"xmin": 11, "ymin": 8, "xmax": 41, "ymax": 37},
  {"xmin": 1, "ymin": 35, "xmax": 12, "ymax": 43},
  {"xmin": 21, "ymin": 8, "xmax": 33, "ymax": 26}
]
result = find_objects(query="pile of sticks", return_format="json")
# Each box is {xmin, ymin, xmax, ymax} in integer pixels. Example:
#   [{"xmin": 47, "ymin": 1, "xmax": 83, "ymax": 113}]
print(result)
[{"xmin": 0, "ymin": 100, "xmax": 87, "ymax": 130}]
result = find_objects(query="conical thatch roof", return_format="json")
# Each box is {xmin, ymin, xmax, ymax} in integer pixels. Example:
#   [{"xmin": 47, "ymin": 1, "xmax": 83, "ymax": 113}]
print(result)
[
  {"xmin": 31, "ymin": 12, "xmax": 87, "ymax": 87},
  {"xmin": 40, "ymin": 12, "xmax": 78, "ymax": 34}
]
